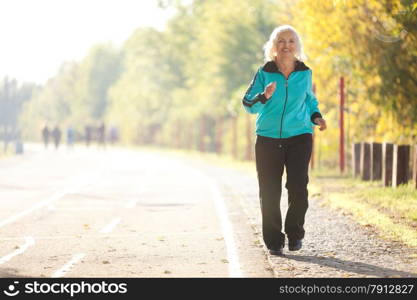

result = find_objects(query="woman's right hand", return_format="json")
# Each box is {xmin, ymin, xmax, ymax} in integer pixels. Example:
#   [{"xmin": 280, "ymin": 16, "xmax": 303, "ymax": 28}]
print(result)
[{"xmin": 264, "ymin": 81, "xmax": 276, "ymax": 99}]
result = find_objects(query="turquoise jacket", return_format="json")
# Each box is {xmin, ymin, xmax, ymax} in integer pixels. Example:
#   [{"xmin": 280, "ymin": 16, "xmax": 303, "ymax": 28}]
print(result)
[{"xmin": 242, "ymin": 60, "xmax": 322, "ymax": 139}]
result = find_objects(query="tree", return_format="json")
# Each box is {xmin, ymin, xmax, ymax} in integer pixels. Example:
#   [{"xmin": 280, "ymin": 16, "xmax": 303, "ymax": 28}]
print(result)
[{"xmin": 0, "ymin": 78, "xmax": 38, "ymax": 151}]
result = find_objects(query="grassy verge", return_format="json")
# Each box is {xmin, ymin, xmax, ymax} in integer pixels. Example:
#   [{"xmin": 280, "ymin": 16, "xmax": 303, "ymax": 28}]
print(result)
[{"xmin": 309, "ymin": 168, "xmax": 417, "ymax": 248}]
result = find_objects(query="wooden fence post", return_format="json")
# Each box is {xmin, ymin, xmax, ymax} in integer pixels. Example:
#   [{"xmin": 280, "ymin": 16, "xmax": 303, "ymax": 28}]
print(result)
[
  {"xmin": 352, "ymin": 143, "xmax": 361, "ymax": 177},
  {"xmin": 232, "ymin": 116, "xmax": 237, "ymax": 159},
  {"xmin": 392, "ymin": 144, "xmax": 410, "ymax": 187},
  {"xmin": 413, "ymin": 145, "xmax": 417, "ymax": 189},
  {"xmin": 199, "ymin": 117, "xmax": 206, "ymax": 152},
  {"xmin": 311, "ymin": 84, "xmax": 316, "ymax": 169},
  {"xmin": 189, "ymin": 121, "xmax": 194, "ymax": 150},
  {"xmin": 408, "ymin": 144, "xmax": 414, "ymax": 180},
  {"xmin": 360, "ymin": 142, "xmax": 371, "ymax": 181},
  {"xmin": 382, "ymin": 143, "xmax": 394, "ymax": 187},
  {"xmin": 339, "ymin": 77, "xmax": 345, "ymax": 173},
  {"xmin": 215, "ymin": 117, "xmax": 223, "ymax": 154},
  {"xmin": 245, "ymin": 114, "xmax": 252, "ymax": 161},
  {"xmin": 370, "ymin": 142, "xmax": 382, "ymax": 181},
  {"xmin": 176, "ymin": 120, "xmax": 181, "ymax": 149},
  {"xmin": 311, "ymin": 127, "xmax": 315, "ymax": 169}
]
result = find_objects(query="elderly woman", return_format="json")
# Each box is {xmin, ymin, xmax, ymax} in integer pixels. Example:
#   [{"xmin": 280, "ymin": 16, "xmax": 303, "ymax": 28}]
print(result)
[{"xmin": 242, "ymin": 25, "xmax": 327, "ymax": 256}]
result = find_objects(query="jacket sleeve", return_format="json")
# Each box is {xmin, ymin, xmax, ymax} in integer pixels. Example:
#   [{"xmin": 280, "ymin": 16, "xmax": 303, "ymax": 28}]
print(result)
[
  {"xmin": 306, "ymin": 70, "xmax": 322, "ymax": 124},
  {"xmin": 242, "ymin": 68, "xmax": 267, "ymax": 114}
]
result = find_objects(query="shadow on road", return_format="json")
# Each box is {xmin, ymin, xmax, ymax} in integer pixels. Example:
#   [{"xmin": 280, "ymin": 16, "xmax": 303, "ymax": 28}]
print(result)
[{"xmin": 284, "ymin": 255, "xmax": 417, "ymax": 277}]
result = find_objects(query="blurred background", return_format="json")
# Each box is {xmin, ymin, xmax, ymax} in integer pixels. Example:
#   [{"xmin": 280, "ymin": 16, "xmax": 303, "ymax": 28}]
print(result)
[{"xmin": 1, "ymin": 0, "xmax": 416, "ymax": 170}]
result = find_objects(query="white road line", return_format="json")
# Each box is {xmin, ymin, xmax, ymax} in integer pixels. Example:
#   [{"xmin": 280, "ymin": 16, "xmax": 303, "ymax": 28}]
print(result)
[
  {"xmin": 0, "ymin": 190, "xmax": 68, "ymax": 229},
  {"xmin": 209, "ymin": 181, "xmax": 243, "ymax": 277},
  {"xmin": 0, "ymin": 236, "xmax": 35, "ymax": 265},
  {"xmin": 99, "ymin": 218, "xmax": 121, "ymax": 234},
  {"xmin": 0, "ymin": 171, "xmax": 105, "ymax": 229},
  {"xmin": 125, "ymin": 186, "xmax": 147, "ymax": 208},
  {"xmin": 223, "ymin": 178, "xmax": 280, "ymax": 278},
  {"xmin": 191, "ymin": 168, "xmax": 243, "ymax": 277},
  {"xmin": 49, "ymin": 207, "xmax": 112, "ymax": 211},
  {"xmin": 52, "ymin": 253, "xmax": 86, "ymax": 278}
]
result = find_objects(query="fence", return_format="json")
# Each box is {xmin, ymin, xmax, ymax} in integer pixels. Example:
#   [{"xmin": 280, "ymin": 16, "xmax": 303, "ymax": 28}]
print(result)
[
  {"xmin": 160, "ymin": 114, "xmax": 256, "ymax": 161},
  {"xmin": 352, "ymin": 142, "xmax": 417, "ymax": 189}
]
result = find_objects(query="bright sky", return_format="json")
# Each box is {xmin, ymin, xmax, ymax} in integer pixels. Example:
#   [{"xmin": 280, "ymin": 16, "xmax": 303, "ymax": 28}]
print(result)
[{"xmin": 0, "ymin": 0, "xmax": 174, "ymax": 84}]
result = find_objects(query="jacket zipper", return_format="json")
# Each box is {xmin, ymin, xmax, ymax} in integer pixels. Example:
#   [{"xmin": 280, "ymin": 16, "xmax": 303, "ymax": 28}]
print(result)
[
  {"xmin": 279, "ymin": 69, "xmax": 296, "ymax": 138},
  {"xmin": 279, "ymin": 78, "xmax": 288, "ymax": 139},
  {"xmin": 276, "ymin": 61, "xmax": 300, "ymax": 139}
]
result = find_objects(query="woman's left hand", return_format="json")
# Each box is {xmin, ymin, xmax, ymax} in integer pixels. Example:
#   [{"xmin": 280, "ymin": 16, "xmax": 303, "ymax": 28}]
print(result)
[{"xmin": 314, "ymin": 118, "xmax": 327, "ymax": 131}]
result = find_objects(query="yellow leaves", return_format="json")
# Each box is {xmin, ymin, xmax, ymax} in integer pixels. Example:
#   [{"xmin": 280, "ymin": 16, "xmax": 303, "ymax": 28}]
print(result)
[{"xmin": 289, "ymin": 0, "xmax": 417, "ymax": 164}]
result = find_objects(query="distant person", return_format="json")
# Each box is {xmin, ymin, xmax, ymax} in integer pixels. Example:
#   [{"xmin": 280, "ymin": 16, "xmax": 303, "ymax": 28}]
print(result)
[
  {"xmin": 15, "ymin": 130, "xmax": 24, "ymax": 154},
  {"xmin": 85, "ymin": 125, "xmax": 92, "ymax": 147},
  {"xmin": 97, "ymin": 122, "xmax": 106, "ymax": 148},
  {"xmin": 109, "ymin": 126, "xmax": 119, "ymax": 145},
  {"xmin": 242, "ymin": 25, "xmax": 326, "ymax": 256},
  {"xmin": 42, "ymin": 125, "xmax": 50, "ymax": 149},
  {"xmin": 51, "ymin": 126, "xmax": 62, "ymax": 150},
  {"xmin": 67, "ymin": 127, "xmax": 75, "ymax": 148}
]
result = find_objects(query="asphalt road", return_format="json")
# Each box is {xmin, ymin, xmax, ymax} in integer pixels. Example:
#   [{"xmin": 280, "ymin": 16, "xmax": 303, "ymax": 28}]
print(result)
[{"xmin": 0, "ymin": 144, "xmax": 273, "ymax": 278}]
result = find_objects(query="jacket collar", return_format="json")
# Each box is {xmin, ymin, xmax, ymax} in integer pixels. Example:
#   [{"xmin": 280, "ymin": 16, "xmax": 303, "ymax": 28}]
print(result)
[{"xmin": 262, "ymin": 60, "xmax": 309, "ymax": 73}]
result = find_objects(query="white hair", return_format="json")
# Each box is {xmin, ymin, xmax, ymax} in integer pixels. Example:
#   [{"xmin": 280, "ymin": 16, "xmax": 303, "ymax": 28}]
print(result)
[{"xmin": 263, "ymin": 25, "xmax": 306, "ymax": 62}]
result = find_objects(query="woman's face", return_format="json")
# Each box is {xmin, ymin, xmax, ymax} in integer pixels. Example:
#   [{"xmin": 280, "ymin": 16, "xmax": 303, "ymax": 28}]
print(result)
[{"xmin": 275, "ymin": 31, "xmax": 297, "ymax": 59}]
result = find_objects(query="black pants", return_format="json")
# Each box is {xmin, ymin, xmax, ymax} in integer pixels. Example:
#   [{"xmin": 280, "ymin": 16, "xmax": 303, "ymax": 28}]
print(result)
[{"xmin": 255, "ymin": 133, "xmax": 312, "ymax": 249}]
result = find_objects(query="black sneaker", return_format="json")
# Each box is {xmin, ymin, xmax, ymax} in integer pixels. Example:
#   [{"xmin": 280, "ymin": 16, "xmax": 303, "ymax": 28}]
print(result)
[
  {"xmin": 288, "ymin": 239, "xmax": 302, "ymax": 251},
  {"xmin": 269, "ymin": 245, "xmax": 284, "ymax": 256}
]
